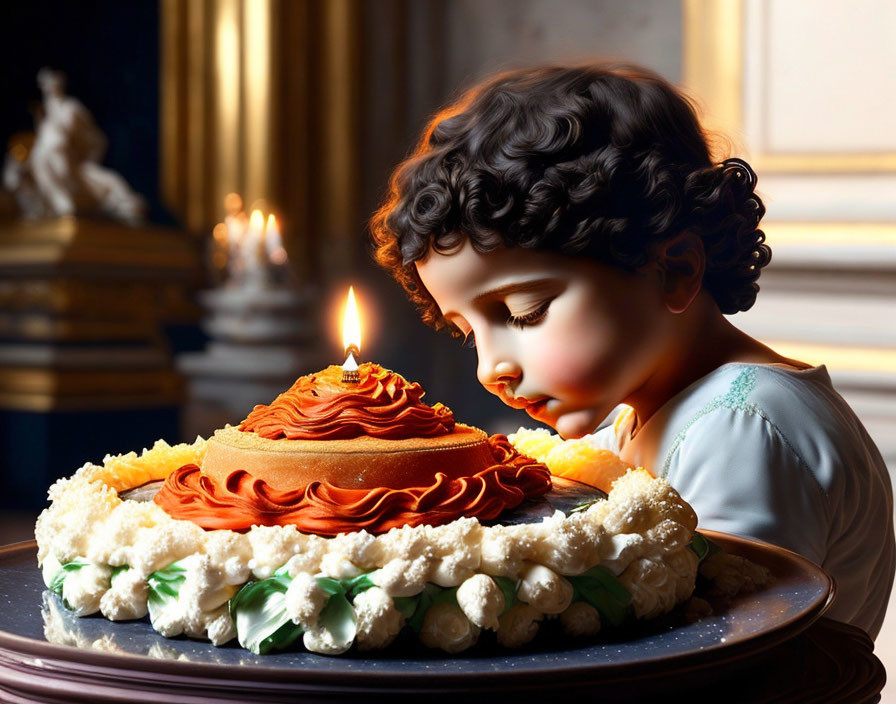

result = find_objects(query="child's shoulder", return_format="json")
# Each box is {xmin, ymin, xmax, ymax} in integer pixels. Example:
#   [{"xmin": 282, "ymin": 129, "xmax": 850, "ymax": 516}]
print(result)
[
  {"xmin": 659, "ymin": 362, "xmax": 882, "ymax": 491},
  {"xmin": 673, "ymin": 362, "xmax": 840, "ymax": 428},
  {"xmin": 655, "ymin": 364, "xmax": 843, "ymax": 473}
]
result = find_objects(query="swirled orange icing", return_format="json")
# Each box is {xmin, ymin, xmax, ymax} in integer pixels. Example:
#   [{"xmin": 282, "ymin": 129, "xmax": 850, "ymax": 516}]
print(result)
[
  {"xmin": 154, "ymin": 436, "xmax": 551, "ymax": 535},
  {"xmin": 239, "ymin": 363, "xmax": 455, "ymax": 440}
]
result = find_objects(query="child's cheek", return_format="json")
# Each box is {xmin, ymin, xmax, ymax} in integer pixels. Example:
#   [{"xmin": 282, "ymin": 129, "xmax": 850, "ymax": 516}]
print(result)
[{"xmin": 527, "ymin": 339, "xmax": 598, "ymax": 392}]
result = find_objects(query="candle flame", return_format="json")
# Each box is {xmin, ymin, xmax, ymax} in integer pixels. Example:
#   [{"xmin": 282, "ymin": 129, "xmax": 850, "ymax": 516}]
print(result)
[
  {"xmin": 249, "ymin": 209, "xmax": 265, "ymax": 234},
  {"xmin": 342, "ymin": 286, "xmax": 362, "ymax": 353},
  {"xmin": 265, "ymin": 214, "xmax": 288, "ymax": 264}
]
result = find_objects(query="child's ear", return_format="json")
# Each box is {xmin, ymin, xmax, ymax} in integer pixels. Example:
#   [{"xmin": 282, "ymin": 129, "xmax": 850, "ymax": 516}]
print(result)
[{"xmin": 655, "ymin": 231, "xmax": 705, "ymax": 314}]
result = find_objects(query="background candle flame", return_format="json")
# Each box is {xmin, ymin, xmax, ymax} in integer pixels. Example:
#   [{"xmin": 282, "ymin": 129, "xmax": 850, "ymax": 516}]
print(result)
[
  {"xmin": 264, "ymin": 213, "xmax": 288, "ymax": 265},
  {"xmin": 342, "ymin": 286, "xmax": 362, "ymax": 353},
  {"xmin": 248, "ymin": 208, "xmax": 265, "ymax": 235}
]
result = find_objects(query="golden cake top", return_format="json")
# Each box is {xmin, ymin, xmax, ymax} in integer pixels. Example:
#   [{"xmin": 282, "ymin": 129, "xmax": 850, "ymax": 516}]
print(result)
[{"xmin": 239, "ymin": 362, "xmax": 456, "ymax": 440}]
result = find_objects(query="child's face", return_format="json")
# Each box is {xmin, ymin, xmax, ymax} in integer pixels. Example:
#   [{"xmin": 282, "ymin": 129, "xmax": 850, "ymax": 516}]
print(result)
[{"xmin": 416, "ymin": 241, "xmax": 675, "ymax": 439}]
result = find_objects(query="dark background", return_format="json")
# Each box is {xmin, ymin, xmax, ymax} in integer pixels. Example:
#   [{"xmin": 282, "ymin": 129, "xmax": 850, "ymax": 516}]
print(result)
[
  {"xmin": 1, "ymin": 1, "xmax": 171, "ymax": 224},
  {"xmin": 0, "ymin": 0, "xmax": 506, "ymax": 510},
  {"xmin": 0, "ymin": 0, "xmax": 681, "ymax": 509}
]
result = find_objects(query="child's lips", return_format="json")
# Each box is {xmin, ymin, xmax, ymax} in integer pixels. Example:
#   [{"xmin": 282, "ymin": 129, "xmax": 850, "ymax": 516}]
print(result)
[
  {"xmin": 502, "ymin": 393, "xmax": 546, "ymax": 411},
  {"xmin": 522, "ymin": 397, "xmax": 551, "ymax": 417}
]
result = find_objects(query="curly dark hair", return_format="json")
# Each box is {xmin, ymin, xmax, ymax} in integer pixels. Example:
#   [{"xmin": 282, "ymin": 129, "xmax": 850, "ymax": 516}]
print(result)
[{"xmin": 370, "ymin": 63, "xmax": 770, "ymax": 330}]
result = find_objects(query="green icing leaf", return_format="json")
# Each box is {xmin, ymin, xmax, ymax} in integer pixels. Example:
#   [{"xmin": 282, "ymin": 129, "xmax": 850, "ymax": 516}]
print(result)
[
  {"xmin": 432, "ymin": 586, "xmax": 459, "ymax": 606},
  {"xmin": 403, "ymin": 584, "xmax": 459, "ymax": 634},
  {"xmin": 256, "ymin": 619, "xmax": 305, "ymax": 655},
  {"xmin": 147, "ymin": 560, "xmax": 187, "ymax": 609},
  {"xmin": 313, "ymin": 572, "xmax": 375, "ymax": 599},
  {"xmin": 110, "ymin": 565, "xmax": 129, "ymax": 583},
  {"xmin": 570, "ymin": 498, "xmax": 602, "ymax": 514},
  {"xmin": 311, "ymin": 574, "xmax": 372, "ymax": 650},
  {"xmin": 344, "ymin": 572, "xmax": 376, "ymax": 599},
  {"xmin": 688, "ymin": 532, "xmax": 721, "ymax": 564},
  {"xmin": 230, "ymin": 574, "xmax": 303, "ymax": 655},
  {"xmin": 48, "ymin": 559, "xmax": 93, "ymax": 609},
  {"xmin": 393, "ymin": 596, "xmax": 418, "ymax": 620},
  {"xmin": 493, "ymin": 576, "xmax": 517, "ymax": 616},
  {"xmin": 318, "ymin": 591, "xmax": 356, "ymax": 647},
  {"xmin": 569, "ymin": 565, "xmax": 632, "ymax": 628},
  {"xmin": 406, "ymin": 586, "xmax": 436, "ymax": 634},
  {"xmin": 314, "ymin": 576, "xmax": 344, "ymax": 598},
  {"xmin": 48, "ymin": 559, "xmax": 90, "ymax": 597},
  {"xmin": 146, "ymin": 560, "xmax": 191, "ymax": 628},
  {"xmin": 230, "ymin": 571, "xmax": 374, "ymax": 655},
  {"xmin": 227, "ymin": 570, "xmax": 380, "ymax": 654}
]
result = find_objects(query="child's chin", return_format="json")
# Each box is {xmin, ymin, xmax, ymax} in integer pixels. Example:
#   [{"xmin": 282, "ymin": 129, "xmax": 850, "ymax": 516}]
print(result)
[{"xmin": 553, "ymin": 409, "xmax": 600, "ymax": 440}]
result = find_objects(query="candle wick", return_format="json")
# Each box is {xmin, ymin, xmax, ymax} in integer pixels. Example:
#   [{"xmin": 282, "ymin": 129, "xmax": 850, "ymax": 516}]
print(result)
[{"xmin": 342, "ymin": 347, "xmax": 360, "ymax": 383}]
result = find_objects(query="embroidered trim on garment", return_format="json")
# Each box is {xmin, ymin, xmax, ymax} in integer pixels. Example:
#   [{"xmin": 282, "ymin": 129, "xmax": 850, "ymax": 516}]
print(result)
[
  {"xmin": 659, "ymin": 365, "xmax": 823, "ymax": 502},
  {"xmin": 660, "ymin": 367, "xmax": 759, "ymax": 478}
]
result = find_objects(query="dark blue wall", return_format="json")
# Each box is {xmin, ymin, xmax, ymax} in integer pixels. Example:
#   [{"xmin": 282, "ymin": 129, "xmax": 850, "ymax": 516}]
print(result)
[
  {"xmin": 0, "ymin": 2, "xmax": 181, "ymax": 511},
  {"xmin": 0, "ymin": 0, "xmax": 171, "ymax": 223}
]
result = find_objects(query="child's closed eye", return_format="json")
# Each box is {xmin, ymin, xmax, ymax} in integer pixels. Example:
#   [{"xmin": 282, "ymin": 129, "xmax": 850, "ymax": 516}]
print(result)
[{"xmin": 507, "ymin": 299, "xmax": 551, "ymax": 329}]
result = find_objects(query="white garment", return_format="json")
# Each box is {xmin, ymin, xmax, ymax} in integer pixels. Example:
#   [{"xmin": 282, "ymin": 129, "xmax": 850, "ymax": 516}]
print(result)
[{"xmin": 599, "ymin": 363, "xmax": 895, "ymax": 639}]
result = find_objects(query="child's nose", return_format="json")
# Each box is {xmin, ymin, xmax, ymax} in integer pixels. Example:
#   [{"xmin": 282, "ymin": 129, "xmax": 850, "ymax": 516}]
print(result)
[{"xmin": 477, "ymin": 353, "xmax": 522, "ymax": 389}]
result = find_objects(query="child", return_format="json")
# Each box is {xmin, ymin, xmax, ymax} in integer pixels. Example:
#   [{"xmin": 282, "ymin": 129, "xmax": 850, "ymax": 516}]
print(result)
[{"xmin": 369, "ymin": 63, "xmax": 894, "ymax": 639}]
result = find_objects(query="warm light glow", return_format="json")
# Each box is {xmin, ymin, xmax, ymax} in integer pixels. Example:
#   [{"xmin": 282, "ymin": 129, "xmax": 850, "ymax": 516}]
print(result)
[
  {"xmin": 265, "ymin": 214, "xmax": 288, "ymax": 264},
  {"xmin": 763, "ymin": 222, "xmax": 896, "ymax": 247},
  {"xmin": 224, "ymin": 192, "xmax": 242, "ymax": 215},
  {"xmin": 248, "ymin": 209, "xmax": 265, "ymax": 236},
  {"xmin": 212, "ymin": 223, "xmax": 228, "ymax": 244},
  {"xmin": 342, "ymin": 286, "xmax": 362, "ymax": 354},
  {"xmin": 763, "ymin": 341, "xmax": 896, "ymax": 374}
]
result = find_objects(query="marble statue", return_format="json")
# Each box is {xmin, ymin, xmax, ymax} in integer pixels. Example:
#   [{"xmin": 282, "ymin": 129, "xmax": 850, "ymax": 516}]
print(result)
[{"xmin": 2, "ymin": 68, "xmax": 146, "ymax": 223}]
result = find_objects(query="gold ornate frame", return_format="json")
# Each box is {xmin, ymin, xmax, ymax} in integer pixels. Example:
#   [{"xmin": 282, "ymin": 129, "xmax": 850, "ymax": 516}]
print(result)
[
  {"xmin": 682, "ymin": 0, "xmax": 896, "ymax": 373},
  {"xmin": 683, "ymin": 0, "xmax": 896, "ymax": 173}
]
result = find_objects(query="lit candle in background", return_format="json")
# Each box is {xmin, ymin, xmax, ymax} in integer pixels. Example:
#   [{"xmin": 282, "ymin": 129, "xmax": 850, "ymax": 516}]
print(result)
[
  {"xmin": 247, "ymin": 209, "xmax": 265, "ymax": 247},
  {"xmin": 243, "ymin": 209, "xmax": 266, "ymax": 284},
  {"xmin": 223, "ymin": 193, "xmax": 246, "ymax": 278},
  {"xmin": 211, "ymin": 222, "xmax": 229, "ymax": 278},
  {"xmin": 265, "ymin": 213, "xmax": 288, "ymax": 265},
  {"xmin": 213, "ymin": 195, "xmax": 289, "ymax": 285},
  {"xmin": 341, "ymin": 286, "xmax": 362, "ymax": 383}
]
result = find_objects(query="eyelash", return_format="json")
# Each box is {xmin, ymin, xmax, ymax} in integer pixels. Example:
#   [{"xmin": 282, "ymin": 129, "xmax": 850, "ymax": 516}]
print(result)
[
  {"xmin": 507, "ymin": 300, "xmax": 551, "ymax": 329},
  {"xmin": 456, "ymin": 298, "xmax": 551, "ymax": 348}
]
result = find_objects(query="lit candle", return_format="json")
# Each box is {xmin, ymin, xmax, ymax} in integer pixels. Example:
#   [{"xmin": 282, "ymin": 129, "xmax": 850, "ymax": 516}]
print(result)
[
  {"xmin": 341, "ymin": 286, "xmax": 362, "ymax": 383},
  {"xmin": 265, "ymin": 214, "xmax": 288, "ymax": 265},
  {"xmin": 246, "ymin": 209, "xmax": 265, "ymax": 249},
  {"xmin": 211, "ymin": 222, "xmax": 229, "ymax": 277},
  {"xmin": 243, "ymin": 209, "xmax": 266, "ymax": 284},
  {"xmin": 223, "ymin": 193, "xmax": 247, "ymax": 279}
]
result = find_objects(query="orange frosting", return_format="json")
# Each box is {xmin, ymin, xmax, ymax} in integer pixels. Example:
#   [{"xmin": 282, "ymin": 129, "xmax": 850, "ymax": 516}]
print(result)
[
  {"xmin": 154, "ymin": 435, "xmax": 551, "ymax": 535},
  {"xmin": 239, "ymin": 363, "xmax": 455, "ymax": 440}
]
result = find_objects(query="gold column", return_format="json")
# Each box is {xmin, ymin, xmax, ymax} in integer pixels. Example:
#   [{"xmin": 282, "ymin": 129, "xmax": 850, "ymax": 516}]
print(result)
[
  {"xmin": 160, "ymin": 0, "xmax": 362, "ymax": 280},
  {"xmin": 242, "ymin": 0, "xmax": 272, "ymax": 206},
  {"xmin": 682, "ymin": 0, "xmax": 743, "ymax": 152},
  {"xmin": 160, "ymin": 0, "xmax": 188, "ymax": 218},
  {"xmin": 316, "ymin": 0, "xmax": 361, "ymax": 277},
  {"xmin": 213, "ymin": 0, "xmax": 242, "ymax": 204}
]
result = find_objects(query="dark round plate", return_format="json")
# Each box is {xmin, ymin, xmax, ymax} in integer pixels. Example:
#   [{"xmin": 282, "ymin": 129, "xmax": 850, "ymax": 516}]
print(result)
[{"xmin": 0, "ymin": 531, "xmax": 833, "ymax": 701}]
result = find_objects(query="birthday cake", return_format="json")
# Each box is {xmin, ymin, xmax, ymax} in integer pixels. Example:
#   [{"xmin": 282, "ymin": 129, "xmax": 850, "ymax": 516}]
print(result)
[{"xmin": 34, "ymin": 363, "xmax": 721, "ymax": 655}]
